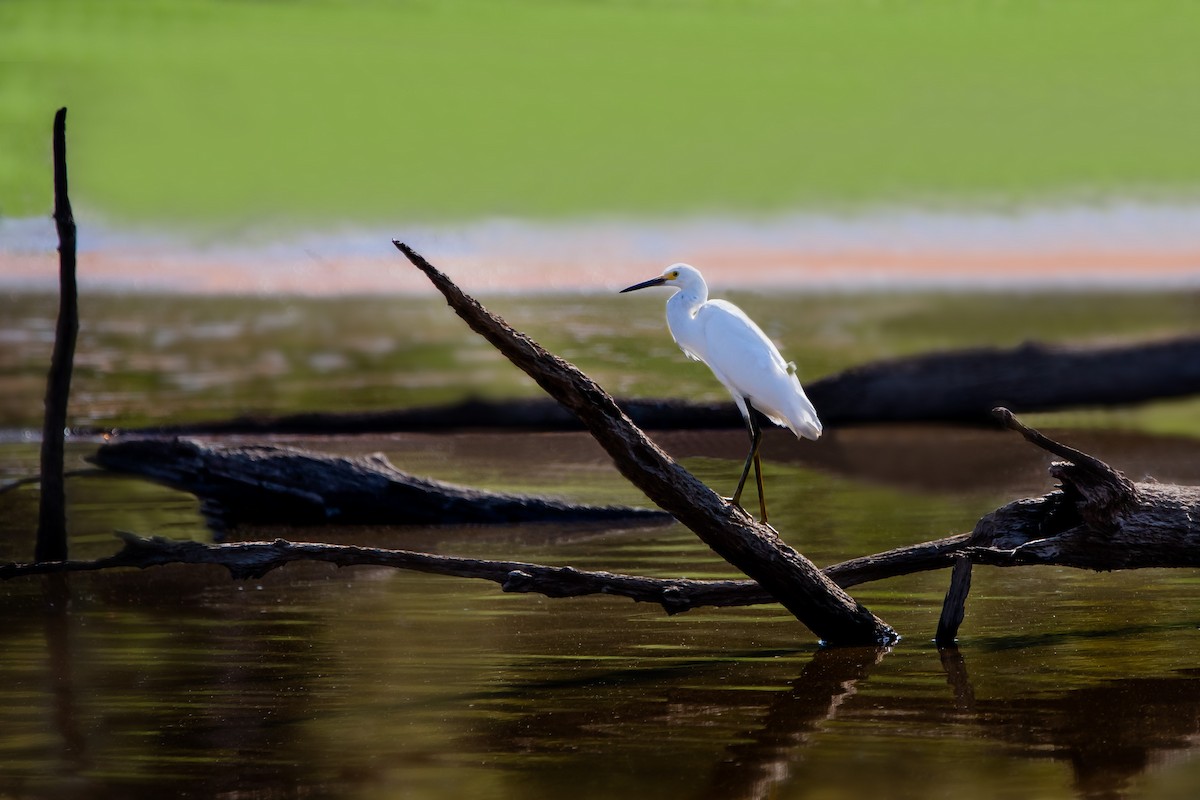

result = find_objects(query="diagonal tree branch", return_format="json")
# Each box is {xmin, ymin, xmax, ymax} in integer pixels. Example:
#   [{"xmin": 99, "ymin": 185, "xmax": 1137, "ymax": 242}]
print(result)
[{"xmin": 392, "ymin": 241, "xmax": 896, "ymax": 645}]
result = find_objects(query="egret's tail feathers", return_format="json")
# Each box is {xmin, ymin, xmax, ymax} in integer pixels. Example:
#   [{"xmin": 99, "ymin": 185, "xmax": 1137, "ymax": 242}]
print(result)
[
  {"xmin": 790, "ymin": 416, "xmax": 823, "ymax": 441},
  {"xmin": 781, "ymin": 394, "xmax": 823, "ymax": 441},
  {"xmin": 764, "ymin": 409, "xmax": 822, "ymax": 441}
]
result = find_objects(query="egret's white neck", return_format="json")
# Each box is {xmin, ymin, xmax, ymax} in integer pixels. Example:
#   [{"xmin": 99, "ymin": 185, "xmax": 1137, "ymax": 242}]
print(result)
[{"xmin": 666, "ymin": 278, "xmax": 708, "ymax": 320}]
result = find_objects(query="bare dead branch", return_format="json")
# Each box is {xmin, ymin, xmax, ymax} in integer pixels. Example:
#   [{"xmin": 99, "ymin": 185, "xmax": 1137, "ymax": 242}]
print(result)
[
  {"xmin": 37, "ymin": 107, "xmax": 78, "ymax": 562},
  {"xmin": 12, "ymin": 406, "xmax": 1197, "ymax": 643},
  {"xmin": 991, "ymin": 406, "xmax": 1138, "ymax": 530},
  {"xmin": 392, "ymin": 241, "xmax": 896, "ymax": 645},
  {"xmin": 0, "ymin": 530, "xmax": 967, "ymax": 615},
  {"xmin": 931, "ymin": 408, "xmax": 1200, "ymax": 641}
]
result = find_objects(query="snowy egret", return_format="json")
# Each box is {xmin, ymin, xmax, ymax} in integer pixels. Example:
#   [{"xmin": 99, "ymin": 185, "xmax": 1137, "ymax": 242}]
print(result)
[{"xmin": 620, "ymin": 264, "xmax": 822, "ymax": 522}]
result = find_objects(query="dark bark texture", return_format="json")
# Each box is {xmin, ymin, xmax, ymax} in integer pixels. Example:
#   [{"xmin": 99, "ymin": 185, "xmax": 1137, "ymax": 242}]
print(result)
[
  {"xmin": 934, "ymin": 408, "xmax": 1200, "ymax": 642},
  {"xmin": 392, "ymin": 241, "xmax": 897, "ymax": 645},
  {"xmin": 0, "ymin": 531, "xmax": 959, "ymax": 616},
  {"xmin": 91, "ymin": 437, "xmax": 670, "ymax": 531},
  {"xmin": 11, "ymin": 409, "xmax": 1200, "ymax": 643},
  {"xmin": 36, "ymin": 107, "xmax": 78, "ymax": 563},
  {"xmin": 812, "ymin": 336, "xmax": 1200, "ymax": 425}
]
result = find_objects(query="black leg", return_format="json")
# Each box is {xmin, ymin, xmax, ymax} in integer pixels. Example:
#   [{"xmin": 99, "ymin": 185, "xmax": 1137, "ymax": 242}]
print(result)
[
  {"xmin": 731, "ymin": 410, "xmax": 764, "ymax": 518},
  {"xmin": 753, "ymin": 448, "xmax": 768, "ymax": 523}
]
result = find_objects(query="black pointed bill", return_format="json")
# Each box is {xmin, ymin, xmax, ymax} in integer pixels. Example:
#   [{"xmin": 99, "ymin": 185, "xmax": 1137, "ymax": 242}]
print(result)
[{"xmin": 619, "ymin": 276, "xmax": 667, "ymax": 293}]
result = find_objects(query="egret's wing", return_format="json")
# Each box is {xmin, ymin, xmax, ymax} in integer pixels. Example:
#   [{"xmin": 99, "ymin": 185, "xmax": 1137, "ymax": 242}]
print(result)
[
  {"xmin": 697, "ymin": 300, "xmax": 788, "ymax": 373},
  {"xmin": 696, "ymin": 301, "xmax": 822, "ymax": 440}
]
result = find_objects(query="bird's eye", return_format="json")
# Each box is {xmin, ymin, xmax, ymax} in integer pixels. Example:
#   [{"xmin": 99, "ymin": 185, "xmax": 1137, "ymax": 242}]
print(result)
[{"xmin": 667, "ymin": 271, "xmax": 679, "ymax": 280}]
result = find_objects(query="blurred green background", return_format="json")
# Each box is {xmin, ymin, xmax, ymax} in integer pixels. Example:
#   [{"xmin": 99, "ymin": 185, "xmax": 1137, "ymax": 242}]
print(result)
[{"xmin": 3, "ymin": 0, "xmax": 1199, "ymax": 226}]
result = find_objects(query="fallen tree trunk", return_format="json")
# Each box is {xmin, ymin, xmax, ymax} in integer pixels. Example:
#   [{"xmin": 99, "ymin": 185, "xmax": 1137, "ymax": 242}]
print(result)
[
  {"xmin": 814, "ymin": 335, "xmax": 1200, "ymax": 425},
  {"xmin": 8, "ymin": 410, "xmax": 1198, "ymax": 643},
  {"xmin": 111, "ymin": 336, "xmax": 1200, "ymax": 436},
  {"xmin": 90, "ymin": 437, "xmax": 670, "ymax": 531}
]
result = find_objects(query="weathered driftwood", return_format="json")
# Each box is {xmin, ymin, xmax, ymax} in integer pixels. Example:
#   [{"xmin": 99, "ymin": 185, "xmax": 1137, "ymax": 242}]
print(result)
[
  {"xmin": 37, "ymin": 107, "xmax": 78, "ymax": 562},
  {"xmin": 90, "ymin": 437, "xmax": 669, "ymax": 530},
  {"xmin": 8, "ymin": 409, "xmax": 1199, "ymax": 642},
  {"xmin": 114, "ymin": 335, "xmax": 1200, "ymax": 436},
  {"xmin": 935, "ymin": 407, "xmax": 1200, "ymax": 642},
  {"xmin": 393, "ymin": 241, "xmax": 897, "ymax": 645},
  {"xmin": 0, "ymin": 531, "xmax": 961, "ymax": 615}
]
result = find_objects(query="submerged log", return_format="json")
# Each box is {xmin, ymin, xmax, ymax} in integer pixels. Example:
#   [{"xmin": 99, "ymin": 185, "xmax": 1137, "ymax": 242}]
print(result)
[
  {"xmin": 91, "ymin": 437, "xmax": 669, "ymax": 531},
  {"xmin": 112, "ymin": 336, "xmax": 1200, "ymax": 436}
]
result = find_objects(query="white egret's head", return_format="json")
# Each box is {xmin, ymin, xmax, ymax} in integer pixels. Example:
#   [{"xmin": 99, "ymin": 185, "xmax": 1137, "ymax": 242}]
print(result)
[{"xmin": 619, "ymin": 263, "xmax": 704, "ymax": 294}]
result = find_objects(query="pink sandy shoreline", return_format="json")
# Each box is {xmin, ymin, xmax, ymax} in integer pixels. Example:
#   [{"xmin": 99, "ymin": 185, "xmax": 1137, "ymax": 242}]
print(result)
[
  {"xmin": 3, "ymin": 247, "xmax": 1200, "ymax": 295},
  {"xmin": 3, "ymin": 205, "xmax": 1199, "ymax": 294}
]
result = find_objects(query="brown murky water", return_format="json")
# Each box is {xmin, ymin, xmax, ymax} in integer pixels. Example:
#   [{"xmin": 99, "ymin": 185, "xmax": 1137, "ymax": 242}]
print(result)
[{"xmin": 2, "ymin": 291, "xmax": 1200, "ymax": 798}]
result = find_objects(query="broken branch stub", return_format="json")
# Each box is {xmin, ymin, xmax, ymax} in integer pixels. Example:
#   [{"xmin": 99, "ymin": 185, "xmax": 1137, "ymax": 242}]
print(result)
[
  {"xmin": 935, "ymin": 408, "xmax": 1200, "ymax": 642},
  {"xmin": 392, "ymin": 241, "xmax": 895, "ymax": 645}
]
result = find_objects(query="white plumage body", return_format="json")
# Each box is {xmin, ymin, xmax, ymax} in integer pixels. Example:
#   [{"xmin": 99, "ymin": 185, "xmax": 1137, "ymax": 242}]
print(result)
[
  {"xmin": 620, "ymin": 263, "xmax": 821, "ymax": 521},
  {"xmin": 663, "ymin": 268, "xmax": 822, "ymax": 441}
]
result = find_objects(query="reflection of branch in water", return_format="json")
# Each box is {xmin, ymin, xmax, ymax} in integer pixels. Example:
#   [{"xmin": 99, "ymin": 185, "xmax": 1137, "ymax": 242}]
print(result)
[
  {"xmin": 42, "ymin": 575, "xmax": 87, "ymax": 779},
  {"xmin": 695, "ymin": 646, "xmax": 889, "ymax": 800},
  {"xmin": 939, "ymin": 648, "xmax": 1200, "ymax": 800},
  {"xmin": 937, "ymin": 646, "xmax": 977, "ymax": 713}
]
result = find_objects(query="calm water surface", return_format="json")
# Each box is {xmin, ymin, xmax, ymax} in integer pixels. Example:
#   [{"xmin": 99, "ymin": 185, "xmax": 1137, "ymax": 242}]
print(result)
[{"xmin": 2, "ymin": 291, "xmax": 1200, "ymax": 799}]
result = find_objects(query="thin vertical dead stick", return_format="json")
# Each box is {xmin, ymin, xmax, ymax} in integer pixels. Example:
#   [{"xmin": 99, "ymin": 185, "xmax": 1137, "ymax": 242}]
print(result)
[{"xmin": 36, "ymin": 107, "xmax": 78, "ymax": 562}]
